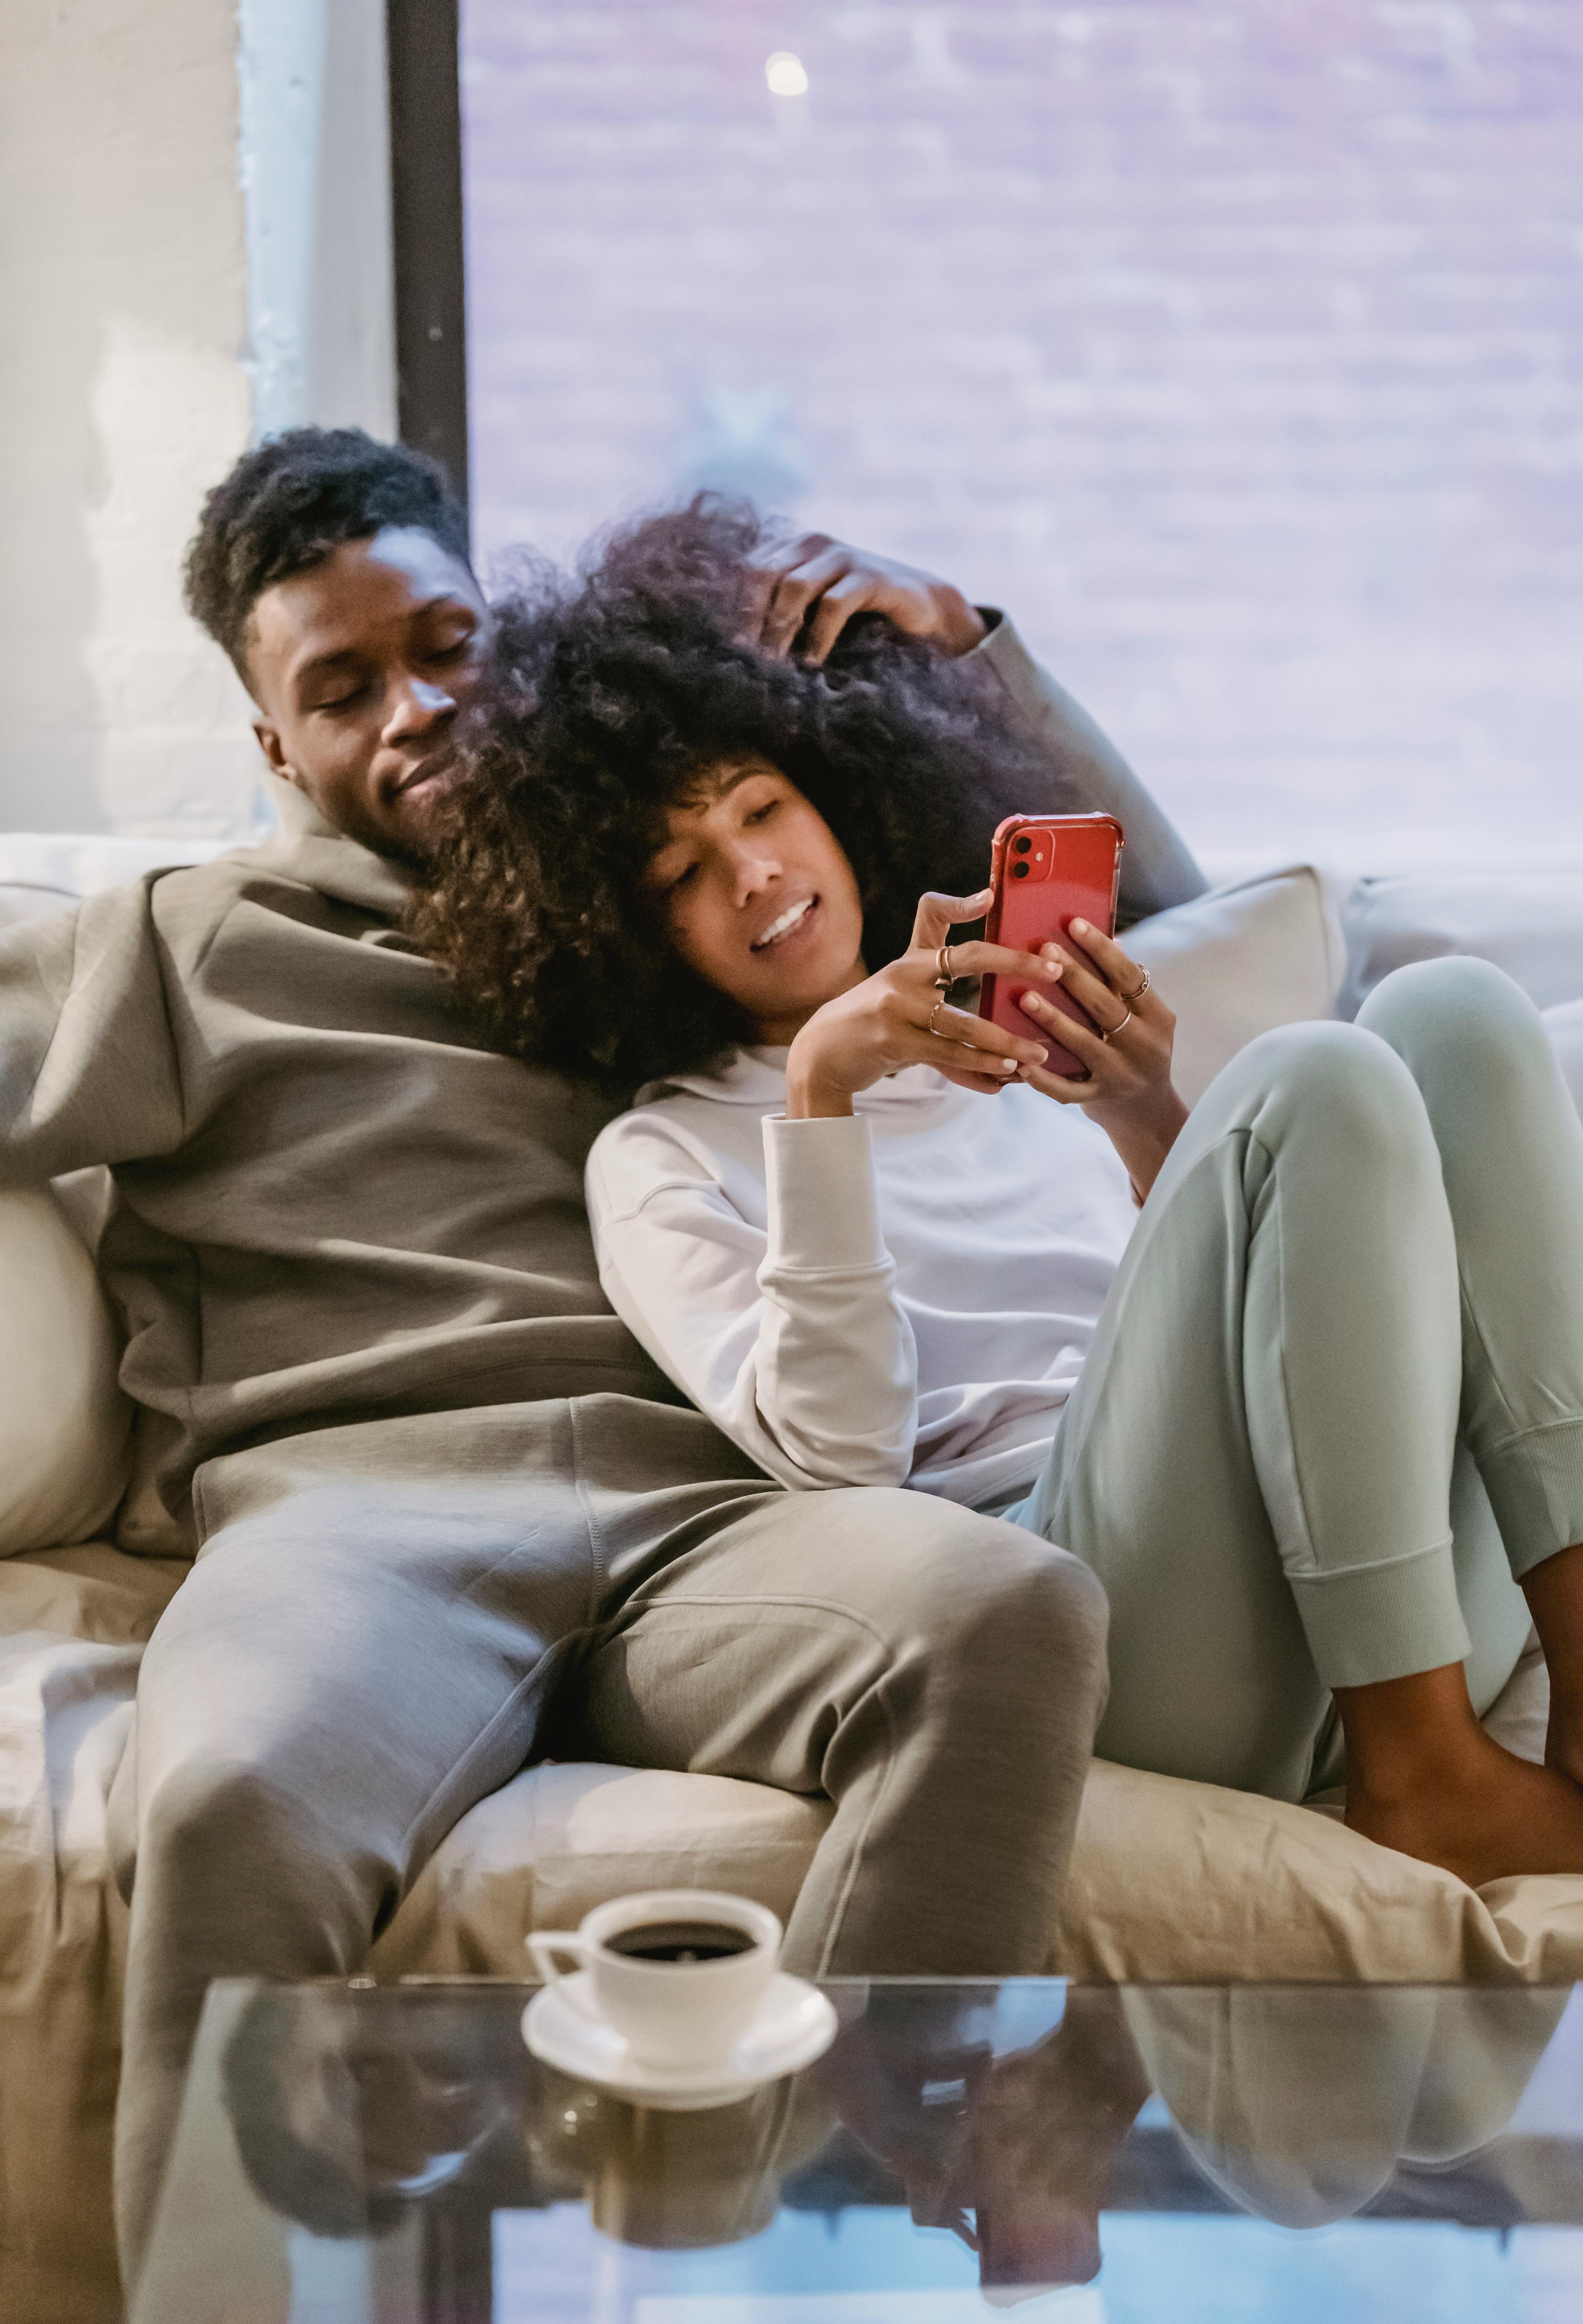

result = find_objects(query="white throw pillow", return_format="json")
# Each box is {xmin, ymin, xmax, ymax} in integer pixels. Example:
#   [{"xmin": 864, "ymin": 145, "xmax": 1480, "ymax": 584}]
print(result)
[
  {"xmin": 0, "ymin": 1189, "xmax": 131, "ymax": 1553},
  {"xmin": 1126, "ymin": 865, "xmax": 1347, "ymax": 1107}
]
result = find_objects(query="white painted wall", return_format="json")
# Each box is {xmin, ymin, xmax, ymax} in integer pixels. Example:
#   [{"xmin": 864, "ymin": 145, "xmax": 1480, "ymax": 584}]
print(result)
[{"xmin": 0, "ymin": 0, "xmax": 396, "ymax": 837}]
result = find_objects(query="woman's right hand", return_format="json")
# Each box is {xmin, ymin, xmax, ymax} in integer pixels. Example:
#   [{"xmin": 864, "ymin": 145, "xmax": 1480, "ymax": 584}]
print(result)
[{"xmin": 784, "ymin": 888, "xmax": 1060, "ymax": 1118}]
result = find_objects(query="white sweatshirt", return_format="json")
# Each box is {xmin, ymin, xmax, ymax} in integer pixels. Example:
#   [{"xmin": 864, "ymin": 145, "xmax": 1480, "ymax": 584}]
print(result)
[{"xmin": 586, "ymin": 1052, "xmax": 1140, "ymax": 1506}]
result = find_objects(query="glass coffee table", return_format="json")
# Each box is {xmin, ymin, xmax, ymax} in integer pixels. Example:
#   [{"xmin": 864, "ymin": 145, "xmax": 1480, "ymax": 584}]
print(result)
[{"xmin": 133, "ymin": 1976, "xmax": 1583, "ymax": 2321}]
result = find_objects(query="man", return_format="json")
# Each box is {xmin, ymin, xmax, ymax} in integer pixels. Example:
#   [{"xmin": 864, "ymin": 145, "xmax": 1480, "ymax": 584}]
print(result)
[{"xmin": 0, "ymin": 427, "xmax": 1202, "ymax": 2283}]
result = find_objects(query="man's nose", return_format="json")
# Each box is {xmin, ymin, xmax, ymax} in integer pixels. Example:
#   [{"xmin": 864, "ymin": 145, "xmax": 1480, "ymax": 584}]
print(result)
[{"xmin": 383, "ymin": 676, "xmax": 455, "ymax": 741}]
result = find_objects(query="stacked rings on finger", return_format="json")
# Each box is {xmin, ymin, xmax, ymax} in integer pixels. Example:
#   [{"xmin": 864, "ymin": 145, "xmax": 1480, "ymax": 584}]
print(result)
[
  {"xmin": 1124, "ymin": 970, "xmax": 1151, "ymax": 1002},
  {"xmin": 934, "ymin": 944, "xmax": 955, "ymax": 990}
]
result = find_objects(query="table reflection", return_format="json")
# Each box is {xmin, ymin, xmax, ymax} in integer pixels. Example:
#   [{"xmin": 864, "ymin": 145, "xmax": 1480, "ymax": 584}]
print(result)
[{"xmin": 134, "ymin": 1975, "xmax": 1583, "ymax": 2322}]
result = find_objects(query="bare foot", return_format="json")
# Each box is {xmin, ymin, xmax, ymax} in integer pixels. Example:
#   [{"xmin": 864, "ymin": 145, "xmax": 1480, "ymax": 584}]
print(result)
[{"xmin": 1346, "ymin": 1723, "xmax": 1583, "ymax": 1887}]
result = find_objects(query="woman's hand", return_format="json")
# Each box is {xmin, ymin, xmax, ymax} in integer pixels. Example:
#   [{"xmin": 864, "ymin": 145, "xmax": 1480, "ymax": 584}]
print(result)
[
  {"xmin": 785, "ymin": 888, "xmax": 1057, "ymax": 1119},
  {"xmin": 1017, "ymin": 920, "xmax": 1187, "ymax": 1201}
]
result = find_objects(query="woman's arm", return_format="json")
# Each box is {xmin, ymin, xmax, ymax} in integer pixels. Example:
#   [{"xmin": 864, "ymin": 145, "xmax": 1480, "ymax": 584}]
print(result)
[
  {"xmin": 1017, "ymin": 919, "xmax": 1188, "ymax": 1201},
  {"xmin": 587, "ymin": 1111, "xmax": 921, "ymax": 1492}
]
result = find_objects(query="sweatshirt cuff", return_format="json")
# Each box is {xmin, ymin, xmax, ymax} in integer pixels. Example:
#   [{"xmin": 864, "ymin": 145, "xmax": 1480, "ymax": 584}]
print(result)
[{"xmin": 763, "ymin": 1114, "xmax": 886, "ymax": 1271}]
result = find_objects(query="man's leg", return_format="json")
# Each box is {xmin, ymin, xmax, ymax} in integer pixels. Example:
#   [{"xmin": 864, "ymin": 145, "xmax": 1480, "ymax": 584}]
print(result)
[
  {"xmin": 110, "ymin": 1408, "xmax": 601, "ymax": 2288},
  {"xmin": 563, "ymin": 1450, "xmax": 1110, "ymax": 1978}
]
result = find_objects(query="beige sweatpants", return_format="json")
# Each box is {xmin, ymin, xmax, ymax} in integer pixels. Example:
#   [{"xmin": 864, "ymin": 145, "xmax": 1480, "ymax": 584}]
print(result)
[
  {"xmin": 1019, "ymin": 956, "xmax": 1582, "ymax": 1799},
  {"xmin": 109, "ymin": 1398, "xmax": 1107, "ymax": 2285}
]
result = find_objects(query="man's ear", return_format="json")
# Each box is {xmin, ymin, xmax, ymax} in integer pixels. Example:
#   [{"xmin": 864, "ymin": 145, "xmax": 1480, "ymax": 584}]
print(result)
[{"xmin": 253, "ymin": 718, "xmax": 305, "ymax": 792}]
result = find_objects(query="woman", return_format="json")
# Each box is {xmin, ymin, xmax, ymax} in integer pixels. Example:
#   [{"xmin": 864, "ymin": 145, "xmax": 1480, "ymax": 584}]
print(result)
[{"xmin": 415, "ymin": 503, "xmax": 1583, "ymax": 1891}]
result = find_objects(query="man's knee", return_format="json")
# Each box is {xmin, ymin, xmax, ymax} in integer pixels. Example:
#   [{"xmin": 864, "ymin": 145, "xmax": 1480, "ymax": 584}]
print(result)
[
  {"xmin": 878, "ymin": 1498, "xmax": 1110, "ymax": 1702},
  {"xmin": 132, "ymin": 1748, "xmax": 363, "ymax": 1927}
]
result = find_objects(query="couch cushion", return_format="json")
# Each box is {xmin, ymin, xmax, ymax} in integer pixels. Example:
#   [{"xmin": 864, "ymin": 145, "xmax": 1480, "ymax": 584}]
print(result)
[
  {"xmin": 1126, "ymin": 865, "xmax": 1346, "ymax": 1107},
  {"xmin": 370, "ymin": 1640, "xmax": 1583, "ymax": 1988},
  {"xmin": 0, "ymin": 1546, "xmax": 186, "ymax": 2320},
  {"xmin": 1339, "ymin": 871, "xmax": 1583, "ymax": 1020},
  {"xmin": 4, "ymin": 1542, "xmax": 1581, "ymax": 2313},
  {"xmin": 0, "ymin": 882, "xmax": 76, "ymax": 932},
  {"xmin": 0, "ymin": 1192, "xmax": 132, "ymax": 1555},
  {"xmin": 0, "ymin": 834, "xmax": 228, "ymax": 898}
]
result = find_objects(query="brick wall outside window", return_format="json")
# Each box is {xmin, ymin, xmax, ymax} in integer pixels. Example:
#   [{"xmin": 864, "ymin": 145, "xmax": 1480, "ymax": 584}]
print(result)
[{"xmin": 462, "ymin": 1, "xmax": 1583, "ymax": 870}]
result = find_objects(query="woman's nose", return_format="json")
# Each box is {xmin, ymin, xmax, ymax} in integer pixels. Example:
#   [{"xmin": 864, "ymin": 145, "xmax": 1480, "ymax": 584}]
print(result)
[{"xmin": 731, "ymin": 849, "xmax": 780, "ymax": 906}]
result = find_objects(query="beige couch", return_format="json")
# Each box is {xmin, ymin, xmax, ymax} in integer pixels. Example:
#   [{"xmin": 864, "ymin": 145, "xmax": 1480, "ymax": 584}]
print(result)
[{"xmin": 4, "ymin": 838, "xmax": 1583, "ymax": 2318}]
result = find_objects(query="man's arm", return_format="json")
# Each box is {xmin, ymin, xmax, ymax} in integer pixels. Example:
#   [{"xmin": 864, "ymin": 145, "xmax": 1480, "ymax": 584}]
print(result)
[
  {"xmin": 742, "ymin": 535, "xmax": 1208, "ymax": 924},
  {"xmin": 970, "ymin": 613, "xmax": 1207, "ymax": 924},
  {"xmin": 0, "ymin": 883, "xmax": 186, "ymax": 1184}
]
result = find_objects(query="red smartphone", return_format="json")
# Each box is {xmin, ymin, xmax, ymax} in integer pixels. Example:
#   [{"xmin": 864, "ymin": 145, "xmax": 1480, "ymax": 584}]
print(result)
[{"xmin": 977, "ymin": 813, "xmax": 1125, "ymax": 1077}]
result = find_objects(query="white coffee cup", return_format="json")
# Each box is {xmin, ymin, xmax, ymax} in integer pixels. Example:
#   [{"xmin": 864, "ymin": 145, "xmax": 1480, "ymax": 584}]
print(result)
[{"xmin": 527, "ymin": 1889, "xmax": 782, "ymax": 2072}]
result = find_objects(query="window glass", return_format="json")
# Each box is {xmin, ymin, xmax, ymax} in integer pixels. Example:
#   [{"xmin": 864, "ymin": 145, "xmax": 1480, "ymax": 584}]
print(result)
[{"xmin": 462, "ymin": 2, "xmax": 1583, "ymax": 869}]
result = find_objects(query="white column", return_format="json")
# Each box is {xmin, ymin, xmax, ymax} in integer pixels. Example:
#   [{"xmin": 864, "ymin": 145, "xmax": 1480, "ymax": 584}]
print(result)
[
  {"xmin": 239, "ymin": 0, "xmax": 397, "ymax": 443},
  {"xmin": 0, "ymin": 0, "xmax": 397, "ymax": 838}
]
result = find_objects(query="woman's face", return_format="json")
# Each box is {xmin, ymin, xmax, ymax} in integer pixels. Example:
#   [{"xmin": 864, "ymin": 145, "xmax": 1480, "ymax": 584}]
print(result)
[{"xmin": 645, "ymin": 758, "xmax": 867, "ymax": 1044}]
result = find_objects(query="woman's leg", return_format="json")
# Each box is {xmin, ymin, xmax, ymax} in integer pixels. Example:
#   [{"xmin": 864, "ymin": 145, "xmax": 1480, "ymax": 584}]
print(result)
[
  {"xmin": 1358, "ymin": 956, "xmax": 1583, "ymax": 1784},
  {"xmin": 1019, "ymin": 1010, "xmax": 1583, "ymax": 1879}
]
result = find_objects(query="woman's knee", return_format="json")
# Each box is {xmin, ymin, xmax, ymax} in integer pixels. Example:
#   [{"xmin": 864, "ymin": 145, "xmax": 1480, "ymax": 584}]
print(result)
[
  {"xmin": 1358, "ymin": 955, "xmax": 1551, "ymax": 1111},
  {"xmin": 1238, "ymin": 1019, "xmax": 1435, "ymax": 1179}
]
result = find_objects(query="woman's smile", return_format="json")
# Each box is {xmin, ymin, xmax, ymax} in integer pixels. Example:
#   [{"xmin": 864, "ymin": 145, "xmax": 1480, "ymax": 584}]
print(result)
[{"xmin": 751, "ymin": 894, "xmax": 820, "ymax": 952}]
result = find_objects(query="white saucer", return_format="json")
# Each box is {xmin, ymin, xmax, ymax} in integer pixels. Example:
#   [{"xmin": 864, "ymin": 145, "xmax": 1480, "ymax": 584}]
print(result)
[{"xmin": 522, "ymin": 1970, "xmax": 838, "ymax": 2109}]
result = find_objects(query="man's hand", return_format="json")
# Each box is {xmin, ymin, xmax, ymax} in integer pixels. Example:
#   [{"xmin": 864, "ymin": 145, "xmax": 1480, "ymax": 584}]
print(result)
[{"xmin": 742, "ymin": 533, "xmax": 988, "ymax": 666}]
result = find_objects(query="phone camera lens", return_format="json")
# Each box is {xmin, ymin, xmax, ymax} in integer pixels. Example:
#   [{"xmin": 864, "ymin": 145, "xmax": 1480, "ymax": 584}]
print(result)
[
  {"xmin": 1012, "ymin": 835, "xmax": 1032, "ymax": 855},
  {"xmin": 1011, "ymin": 862, "xmax": 1030, "ymax": 879}
]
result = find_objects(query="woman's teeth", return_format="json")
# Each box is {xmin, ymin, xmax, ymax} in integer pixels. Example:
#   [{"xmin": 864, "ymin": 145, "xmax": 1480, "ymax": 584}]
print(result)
[{"xmin": 752, "ymin": 897, "xmax": 814, "ymax": 950}]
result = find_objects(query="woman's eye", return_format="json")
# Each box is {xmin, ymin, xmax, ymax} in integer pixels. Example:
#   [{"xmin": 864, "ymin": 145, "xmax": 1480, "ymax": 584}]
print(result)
[
  {"xmin": 315, "ymin": 686, "xmax": 369, "ymax": 714},
  {"xmin": 667, "ymin": 863, "xmax": 698, "ymax": 894},
  {"xmin": 745, "ymin": 799, "xmax": 778, "ymax": 826}
]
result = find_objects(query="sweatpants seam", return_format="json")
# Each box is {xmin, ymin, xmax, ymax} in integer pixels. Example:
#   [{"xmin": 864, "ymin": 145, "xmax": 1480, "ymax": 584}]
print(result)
[
  {"xmin": 1482, "ymin": 1412, "xmax": 1583, "ymax": 1460},
  {"xmin": 600, "ymin": 1590, "xmax": 899, "ymax": 1973},
  {"xmin": 394, "ymin": 1635, "xmax": 591, "ymax": 1874},
  {"xmin": 812, "ymin": 1664, "xmax": 901, "ymax": 1978},
  {"xmin": 1249, "ymin": 1127, "xmax": 1329, "ymax": 1585},
  {"xmin": 617, "ymin": 1591, "xmax": 892, "ymax": 1645},
  {"xmin": 1458, "ymin": 1263, "xmax": 1526, "ymax": 1446},
  {"xmin": 566, "ymin": 1399, "xmax": 609, "ymax": 1623},
  {"xmin": 1285, "ymin": 1535, "xmax": 1454, "ymax": 1586}
]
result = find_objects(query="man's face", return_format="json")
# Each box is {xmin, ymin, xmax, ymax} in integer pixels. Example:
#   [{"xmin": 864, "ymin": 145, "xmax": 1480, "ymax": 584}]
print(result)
[{"xmin": 246, "ymin": 526, "xmax": 490, "ymax": 861}]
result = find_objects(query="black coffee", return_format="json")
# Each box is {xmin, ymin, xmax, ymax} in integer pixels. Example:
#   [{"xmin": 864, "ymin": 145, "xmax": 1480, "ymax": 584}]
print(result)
[{"xmin": 606, "ymin": 1920, "xmax": 756, "ymax": 1964}]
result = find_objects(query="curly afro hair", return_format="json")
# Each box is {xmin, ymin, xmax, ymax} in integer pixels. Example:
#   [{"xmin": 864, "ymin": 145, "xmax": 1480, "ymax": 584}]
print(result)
[
  {"xmin": 184, "ymin": 426, "xmax": 469, "ymax": 683},
  {"xmin": 409, "ymin": 499, "xmax": 1083, "ymax": 1092}
]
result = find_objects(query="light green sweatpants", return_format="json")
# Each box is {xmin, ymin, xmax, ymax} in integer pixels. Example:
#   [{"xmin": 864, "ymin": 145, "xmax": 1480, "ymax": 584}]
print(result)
[{"xmin": 1014, "ymin": 956, "xmax": 1583, "ymax": 1801}]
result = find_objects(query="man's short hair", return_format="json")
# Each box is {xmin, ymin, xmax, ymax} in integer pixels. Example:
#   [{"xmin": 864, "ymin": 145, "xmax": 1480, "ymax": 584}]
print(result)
[{"xmin": 184, "ymin": 426, "xmax": 471, "ymax": 682}]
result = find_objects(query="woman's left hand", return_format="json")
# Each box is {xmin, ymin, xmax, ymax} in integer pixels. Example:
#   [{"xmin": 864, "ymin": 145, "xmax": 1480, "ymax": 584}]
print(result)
[{"xmin": 1017, "ymin": 919, "xmax": 1188, "ymax": 1202}]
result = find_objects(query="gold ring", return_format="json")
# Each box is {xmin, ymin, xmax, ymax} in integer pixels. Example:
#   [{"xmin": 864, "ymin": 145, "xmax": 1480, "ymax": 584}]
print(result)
[
  {"xmin": 1109, "ymin": 1006, "xmax": 1134, "ymax": 1040},
  {"xmin": 934, "ymin": 944, "xmax": 955, "ymax": 991},
  {"xmin": 1125, "ymin": 970, "xmax": 1151, "ymax": 1002},
  {"xmin": 929, "ymin": 999, "xmax": 949, "ymax": 1037}
]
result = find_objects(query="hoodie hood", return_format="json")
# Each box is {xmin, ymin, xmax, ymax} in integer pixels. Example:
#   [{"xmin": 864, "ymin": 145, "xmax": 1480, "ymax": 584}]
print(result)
[{"xmin": 222, "ymin": 773, "xmax": 416, "ymax": 924}]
